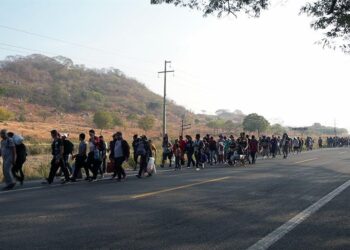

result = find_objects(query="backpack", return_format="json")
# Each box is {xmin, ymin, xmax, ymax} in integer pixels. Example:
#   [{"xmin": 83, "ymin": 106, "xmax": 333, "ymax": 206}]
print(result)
[
  {"xmin": 16, "ymin": 143, "xmax": 27, "ymax": 163},
  {"xmin": 63, "ymin": 140, "xmax": 74, "ymax": 155},
  {"xmin": 136, "ymin": 141, "xmax": 146, "ymax": 156}
]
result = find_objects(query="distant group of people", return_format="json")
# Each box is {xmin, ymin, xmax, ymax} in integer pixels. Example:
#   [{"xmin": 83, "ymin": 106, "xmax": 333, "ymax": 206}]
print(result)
[
  {"xmin": 52, "ymin": 129, "xmax": 160, "ymax": 183},
  {"xmin": 43, "ymin": 129, "xmax": 157, "ymax": 186},
  {"xmin": 159, "ymin": 132, "xmax": 295, "ymax": 170},
  {"xmin": 1, "ymin": 128, "xmax": 349, "ymax": 190},
  {"xmin": 158, "ymin": 133, "xmax": 350, "ymax": 170}
]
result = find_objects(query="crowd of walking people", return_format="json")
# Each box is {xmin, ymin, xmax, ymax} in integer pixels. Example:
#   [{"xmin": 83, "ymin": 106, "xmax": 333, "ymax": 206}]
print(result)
[{"xmin": 0, "ymin": 127, "xmax": 349, "ymax": 190}]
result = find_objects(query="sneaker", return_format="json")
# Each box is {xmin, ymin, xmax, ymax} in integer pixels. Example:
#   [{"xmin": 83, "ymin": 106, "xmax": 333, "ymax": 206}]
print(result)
[
  {"xmin": 196, "ymin": 168, "xmax": 200, "ymax": 171},
  {"xmin": 61, "ymin": 179, "xmax": 69, "ymax": 184},
  {"xmin": 2, "ymin": 183, "xmax": 16, "ymax": 191},
  {"xmin": 136, "ymin": 175, "xmax": 141, "ymax": 179}
]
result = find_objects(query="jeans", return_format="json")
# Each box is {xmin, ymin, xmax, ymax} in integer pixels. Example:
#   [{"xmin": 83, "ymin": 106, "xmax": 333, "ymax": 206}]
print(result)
[
  {"xmin": 12, "ymin": 158, "xmax": 25, "ymax": 183},
  {"xmin": 250, "ymin": 152, "xmax": 257, "ymax": 164},
  {"xmin": 114, "ymin": 157, "xmax": 126, "ymax": 179},
  {"xmin": 48, "ymin": 158, "xmax": 70, "ymax": 183},
  {"xmin": 194, "ymin": 151, "xmax": 201, "ymax": 167},
  {"xmin": 71, "ymin": 155, "xmax": 87, "ymax": 180},
  {"xmin": 209, "ymin": 150, "xmax": 217, "ymax": 164},
  {"xmin": 186, "ymin": 152, "xmax": 195, "ymax": 167},
  {"xmin": 2, "ymin": 158, "xmax": 15, "ymax": 185},
  {"xmin": 86, "ymin": 152, "xmax": 102, "ymax": 179},
  {"xmin": 138, "ymin": 155, "xmax": 148, "ymax": 177}
]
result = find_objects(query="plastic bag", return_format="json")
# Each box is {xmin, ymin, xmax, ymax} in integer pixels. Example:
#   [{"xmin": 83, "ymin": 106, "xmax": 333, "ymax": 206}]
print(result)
[{"xmin": 147, "ymin": 157, "xmax": 156, "ymax": 174}]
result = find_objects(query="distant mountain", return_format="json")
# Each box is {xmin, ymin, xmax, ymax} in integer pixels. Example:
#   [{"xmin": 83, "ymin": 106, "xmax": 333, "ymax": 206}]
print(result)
[{"xmin": 0, "ymin": 54, "xmax": 189, "ymax": 122}]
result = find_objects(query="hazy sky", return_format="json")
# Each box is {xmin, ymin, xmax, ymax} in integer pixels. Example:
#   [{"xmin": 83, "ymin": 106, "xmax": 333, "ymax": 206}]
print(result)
[{"xmin": 0, "ymin": 0, "xmax": 349, "ymax": 131}]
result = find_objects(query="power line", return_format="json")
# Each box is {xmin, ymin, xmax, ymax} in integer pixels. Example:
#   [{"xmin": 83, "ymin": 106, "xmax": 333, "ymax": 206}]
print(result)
[
  {"xmin": 0, "ymin": 42, "xmax": 158, "ymax": 80},
  {"xmin": 0, "ymin": 24, "xmax": 159, "ymax": 66}
]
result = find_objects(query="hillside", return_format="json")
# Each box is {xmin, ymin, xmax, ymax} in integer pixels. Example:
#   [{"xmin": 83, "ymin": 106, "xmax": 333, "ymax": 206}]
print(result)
[
  {"xmin": 0, "ymin": 54, "xmax": 347, "ymax": 141},
  {"xmin": 0, "ymin": 54, "xmax": 189, "ymax": 123}
]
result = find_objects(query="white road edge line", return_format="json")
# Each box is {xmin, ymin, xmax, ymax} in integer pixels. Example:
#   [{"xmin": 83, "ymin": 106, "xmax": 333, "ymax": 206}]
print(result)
[
  {"xmin": 247, "ymin": 179, "xmax": 350, "ymax": 250},
  {"xmin": 294, "ymin": 158, "xmax": 318, "ymax": 164}
]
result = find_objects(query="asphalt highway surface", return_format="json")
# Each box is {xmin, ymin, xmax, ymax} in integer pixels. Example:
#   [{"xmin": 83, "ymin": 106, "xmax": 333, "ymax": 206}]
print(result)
[{"xmin": 1, "ymin": 148, "xmax": 349, "ymax": 250}]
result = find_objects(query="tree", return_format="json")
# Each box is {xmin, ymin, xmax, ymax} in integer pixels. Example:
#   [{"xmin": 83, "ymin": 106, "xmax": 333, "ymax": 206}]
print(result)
[
  {"xmin": 147, "ymin": 101, "xmax": 161, "ymax": 111},
  {"xmin": 93, "ymin": 111, "xmax": 114, "ymax": 131},
  {"xmin": 301, "ymin": 0, "xmax": 350, "ymax": 53},
  {"xmin": 151, "ymin": 0, "xmax": 350, "ymax": 52},
  {"xmin": 206, "ymin": 119, "xmax": 225, "ymax": 134},
  {"xmin": 242, "ymin": 113, "xmax": 269, "ymax": 135},
  {"xmin": 18, "ymin": 113, "xmax": 26, "ymax": 122},
  {"xmin": 223, "ymin": 120, "xmax": 236, "ymax": 132},
  {"xmin": 138, "ymin": 115, "xmax": 155, "ymax": 133},
  {"xmin": 113, "ymin": 115, "xmax": 124, "ymax": 127},
  {"xmin": 0, "ymin": 107, "xmax": 13, "ymax": 121},
  {"xmin": 270, "ymin": 123, "xmax": 285, "ymax": 135},
  {"xmin": 127, "ymin": 113, "xmax": 138, "ymax": 127}
]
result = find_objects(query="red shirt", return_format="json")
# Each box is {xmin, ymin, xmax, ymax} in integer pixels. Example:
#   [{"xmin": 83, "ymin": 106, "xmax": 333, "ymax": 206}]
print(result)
[
  {"xmin": 249, "ymin": 139, "xmax": 259, "ymax": 152},
  {"xmin": 179, "ymin": 139, "xmax": 186, "ymax": 151}
]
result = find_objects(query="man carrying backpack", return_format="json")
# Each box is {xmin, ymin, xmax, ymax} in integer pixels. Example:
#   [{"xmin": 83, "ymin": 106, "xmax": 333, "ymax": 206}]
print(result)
[
  {"xmin": 99, "ymin": 135, "xmax": 107, "ymax": 177},
  {"xmin": 44, "ymin": 130, "xmax": 70, "ymax": 184},
  {"xmin": 8, "ymin": 132, "xmax": 27, "ymax": 186},
  {"xmin": 86, "ymin": 130, "xmax": 102, "ymax": 182},
  {"xmin": 70, "ymin": 133, "xmax": 87, "ymax": 182},
  {"xmin": 136, "ymin": 135, "xmax": 152, "ymax": 178},
  {"xmin": 193, "ymin": 134, "xmax": 204, "ymax": 171},
  {"xmin": 109, "ymin": 132, "xmax": 130, "ymax": 181},
  {"xmin": 132, "ymin": 134, "xmax": 139, "ymax": 171},
  {"xmin": 0, "ymin": 129, "xmax": 17, "ymax": 190},
  {"xmin": 185, "ymin": 135, "xmax": 195, "ymax": 168}
]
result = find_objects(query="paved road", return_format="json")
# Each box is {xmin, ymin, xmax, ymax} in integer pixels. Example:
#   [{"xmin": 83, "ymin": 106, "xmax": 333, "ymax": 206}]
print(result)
[{"xmin": 1, "ymin": 148, "xmax": 350, "ymax": 250}]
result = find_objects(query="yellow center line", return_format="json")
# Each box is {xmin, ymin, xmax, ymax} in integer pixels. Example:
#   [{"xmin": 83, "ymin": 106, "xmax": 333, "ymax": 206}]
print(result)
[
  {"xmin": 294, "ymin": 158, "xmax": 318, "ymax": 164},
  {"xmin": 131, "ymin": 176, "xmax": 231, "ymax": 199}
]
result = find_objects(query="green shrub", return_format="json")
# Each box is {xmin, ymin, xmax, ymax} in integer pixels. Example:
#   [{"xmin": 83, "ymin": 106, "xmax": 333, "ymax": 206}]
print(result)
[{"xmin": 0, "ymin": 107, "xmax": 13, "ymax": 121}]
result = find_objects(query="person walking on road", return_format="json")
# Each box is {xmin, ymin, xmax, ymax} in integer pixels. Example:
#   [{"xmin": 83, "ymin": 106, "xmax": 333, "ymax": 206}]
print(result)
[
  {"xmin": 185, "ymin": 135, "xmax": 195, "ymax": 168},
  {"xmin": 110, "ymin": 132, "xmax": 130, "ymax": 181},
  {"xmin": 136, "ymin": 135, "xmax": 151, "ymax": 178},
  {"xmin": 249, "ymin": 135, "xmax": 259, "ymax": 164},
  {"xmin": 193, "ymin": 134, "xmax": 204, "ymax": 171},
  {"xmin": 0, "ymin": 129, "xmax": 17, "ymax": 190},
  {"xmin": 281, "ymin": 133, "xmax": 290, "ymax": 159},
  {"xmin": 70, "ymin": 133, "xmax": 87, "ymax": 182},
  {"xmin": 86, "ymin": 130, "xmax": 102, "ymax": 182},
  {"xmin": 132, "ymin": 134, "xmax": 139, "ymax": 171},
  {"xmin": 44, "ymin": 130, "xmax": 70, "ymax": 184},
  {"xmin": 161, "ymin": 134, "xmax": 173, "ymax": 168},
  {"xmin": 8, "ymin": 132, "xmax": 26, "ymax": 186}
]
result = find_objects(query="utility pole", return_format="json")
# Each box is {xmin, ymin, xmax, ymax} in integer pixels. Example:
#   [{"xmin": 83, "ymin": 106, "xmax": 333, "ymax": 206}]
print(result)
[
  {"xmin": 334, "ymin": 119, "xmax": 337, "ymax": 137},
  {"xmin": 180, "ymin": 114, "xmax": 191, "ymax": 137},
  {"xmin": 158, "ymin": 61, "xmax": 174, "ymax": 138}
]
